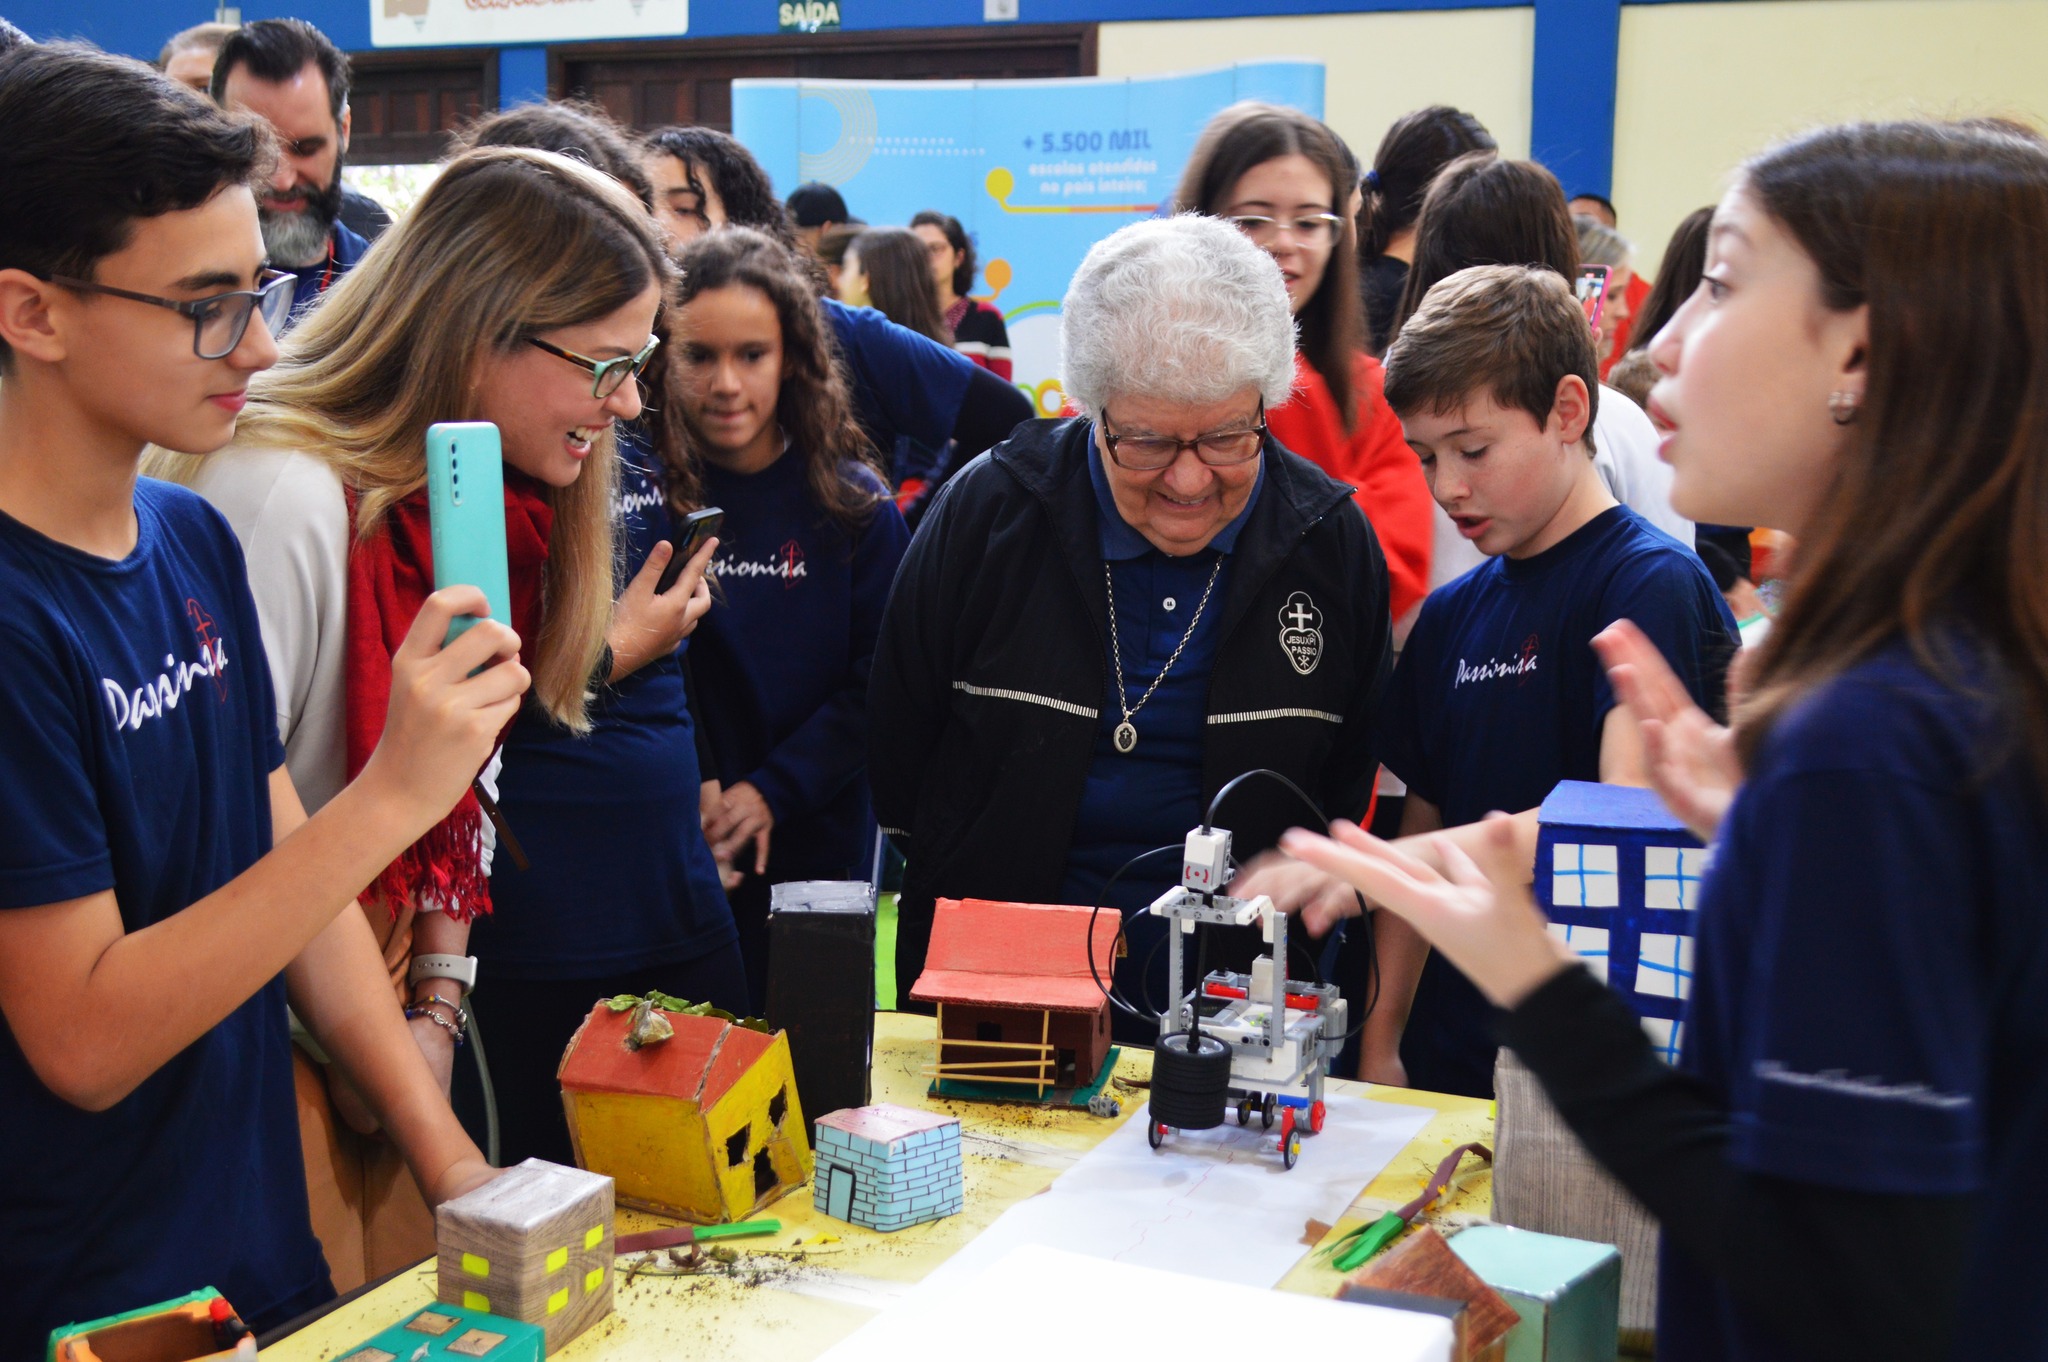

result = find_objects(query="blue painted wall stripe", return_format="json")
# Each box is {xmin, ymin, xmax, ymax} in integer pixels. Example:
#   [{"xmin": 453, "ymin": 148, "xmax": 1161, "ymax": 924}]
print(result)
[{"xmin": 1530, "ymin": 0, "xmax": 1621, "ymax": 197}]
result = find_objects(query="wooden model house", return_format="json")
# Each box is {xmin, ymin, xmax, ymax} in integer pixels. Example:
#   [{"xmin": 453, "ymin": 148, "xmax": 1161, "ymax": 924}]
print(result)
[
  {"xmin": 434, "ymin": 1159, "xmax": 614, "ymax": 1354},
  {"xmin": 813, "ymin": 1104, "xmax": 963, "ymax": 1232},
  {"xmin": 559, "ymin": 1002, "xmax": 813, "ymax": 1224},
  {"xmin": 909, "ymin": 898, "xmax": 1120, "ymax": 1098}
]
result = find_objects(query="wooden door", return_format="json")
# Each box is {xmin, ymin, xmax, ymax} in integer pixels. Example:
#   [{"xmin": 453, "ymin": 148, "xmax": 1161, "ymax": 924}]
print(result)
[
  {"xmin": 555, "ymin": 24, "xmax": 1096, "ymax": 134},
  {"xmin": 347, "ymin": 49, "xmax": 496, "ymax": 164}
]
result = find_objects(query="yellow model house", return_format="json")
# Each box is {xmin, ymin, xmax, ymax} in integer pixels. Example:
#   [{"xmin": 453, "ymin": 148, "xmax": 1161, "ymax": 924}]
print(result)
[{"xmin": 559, "ymin": 1000, "xmax": 812, "ymax": 1223}]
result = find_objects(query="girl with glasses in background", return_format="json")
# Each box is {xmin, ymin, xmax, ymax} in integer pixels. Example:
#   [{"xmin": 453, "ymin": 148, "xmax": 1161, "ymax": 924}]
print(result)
[{"xmin": 1176, "ymin": 101, "xmax": 1434, "ymax": 630}]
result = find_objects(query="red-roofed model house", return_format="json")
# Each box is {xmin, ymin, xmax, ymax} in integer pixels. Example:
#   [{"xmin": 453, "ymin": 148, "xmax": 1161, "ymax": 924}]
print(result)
[
  {"xmin": 909, "ymin": 898, "xmax": 1120, "ymax": 1098},
  {"xmin": 558, "ymin": 1002, "xmax": 813, "ymax": 1223}
]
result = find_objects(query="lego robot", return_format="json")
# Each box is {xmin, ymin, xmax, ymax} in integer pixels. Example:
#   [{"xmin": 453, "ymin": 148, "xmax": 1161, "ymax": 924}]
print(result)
[{"xmin": 1144, "ymin": 825, "xmax": 1347, "ymax": 1169}]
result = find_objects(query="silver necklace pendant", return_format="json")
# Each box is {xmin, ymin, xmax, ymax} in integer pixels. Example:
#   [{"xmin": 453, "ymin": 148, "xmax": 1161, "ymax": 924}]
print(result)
[{"xmin": 1114, "ymin": 721, "xmax": 1138, "ymax": 754}]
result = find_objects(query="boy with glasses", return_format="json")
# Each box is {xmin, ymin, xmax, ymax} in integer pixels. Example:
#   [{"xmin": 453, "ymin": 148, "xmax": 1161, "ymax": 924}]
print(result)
[{"xmin": 0, "ymin": 45, "xmax": 519, "ymax": 1354}]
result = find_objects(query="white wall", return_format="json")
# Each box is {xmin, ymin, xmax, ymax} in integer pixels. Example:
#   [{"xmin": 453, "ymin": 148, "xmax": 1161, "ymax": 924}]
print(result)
[
  {"xmin": 1614, "ymin": 0, "xmax": 2048, "ymax": 277},
  {"xmin": 1097, "ymin": 8, "xmax": 1536, "ymax": 168}
]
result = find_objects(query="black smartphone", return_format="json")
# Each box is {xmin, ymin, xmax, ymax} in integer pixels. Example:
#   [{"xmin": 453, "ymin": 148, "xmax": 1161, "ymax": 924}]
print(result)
[{"xmin": 656, "ymin": 507, "xmax": 724, "ymax": 594}]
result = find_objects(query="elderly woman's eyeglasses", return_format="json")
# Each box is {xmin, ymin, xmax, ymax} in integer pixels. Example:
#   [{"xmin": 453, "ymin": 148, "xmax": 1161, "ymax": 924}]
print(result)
[
  {"xmin": 38, "ymin": 270, "xmax": 297, "ymax": 360},
  {"xmin": 528, "ymin": 334, "xmax": 662, "ymax": 399},
  {"xmin": 1100, "ymin": 401, "xmax": 1266, "ymax": 471},
  {"xmin": 1227, "ymin": 213, "xmax": 1346, "ymax": 247}
]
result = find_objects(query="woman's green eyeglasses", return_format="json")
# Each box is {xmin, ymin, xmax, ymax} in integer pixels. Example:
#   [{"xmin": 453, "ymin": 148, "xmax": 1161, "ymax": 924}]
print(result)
[{"xmin": 528, "ymin": 334, "xmax": 662, "ymax": 399}]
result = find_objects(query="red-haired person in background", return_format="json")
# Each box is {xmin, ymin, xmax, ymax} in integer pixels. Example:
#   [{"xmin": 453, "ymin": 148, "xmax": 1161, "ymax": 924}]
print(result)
[{"xmin": 1177, "ymin": 102, "xmax": 1432, "ymax": 622}]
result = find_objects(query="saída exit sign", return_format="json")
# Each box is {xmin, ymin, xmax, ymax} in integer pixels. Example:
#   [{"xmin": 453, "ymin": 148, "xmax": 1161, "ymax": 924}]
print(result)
[{"xmin": 779, "ymin": 0, "xmax": 840, "ymax": 32}]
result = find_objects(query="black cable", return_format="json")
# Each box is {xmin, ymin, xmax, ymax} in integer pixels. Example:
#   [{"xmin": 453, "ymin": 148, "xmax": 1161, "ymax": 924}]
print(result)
[
  {"xmin": 1204, "ymin": 766, "xmax": 1325, "ymax": 834},
  {"xmin": 1205, "ymin": 768, "xmax": 1379, "ymax": 1040},
  {"xmin": 1088, "ymin": 843, "xmax": 1184, "ymax": 1022}
]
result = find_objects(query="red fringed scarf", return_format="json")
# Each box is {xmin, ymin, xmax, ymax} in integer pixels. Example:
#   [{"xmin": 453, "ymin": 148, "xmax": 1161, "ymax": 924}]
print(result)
[{"xmin": 344, "ymin": 472, "xmax": 554, "ymax": 922}]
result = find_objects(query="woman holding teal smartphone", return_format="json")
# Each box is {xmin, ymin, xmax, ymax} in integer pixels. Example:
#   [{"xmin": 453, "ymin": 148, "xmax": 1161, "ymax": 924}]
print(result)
[
  {"xmin": 156, "ymin": 145, "xmax": 699, "ymax": 1274},
  {"xmin": 440, "ymin": 99, "xmax": 752, "ymax": 1169}
]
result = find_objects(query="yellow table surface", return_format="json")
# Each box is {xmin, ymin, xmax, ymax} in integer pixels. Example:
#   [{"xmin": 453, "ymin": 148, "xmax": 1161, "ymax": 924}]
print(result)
[{"xmin": 269, "ymin": 1012, "xmax": 1494, "ymax": 1362}]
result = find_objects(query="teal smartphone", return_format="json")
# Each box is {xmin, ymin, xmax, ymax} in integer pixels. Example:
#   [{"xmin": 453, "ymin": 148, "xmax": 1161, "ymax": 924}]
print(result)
[{"xmin": 424, "ymin": 421, "xmax": 512, "ymax": 648}]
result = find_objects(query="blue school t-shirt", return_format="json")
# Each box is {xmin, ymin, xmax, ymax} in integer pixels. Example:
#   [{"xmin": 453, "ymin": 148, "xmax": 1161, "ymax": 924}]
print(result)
[
  {"xmin": 475, "ymin": 431, "xmax": 738, "ymax": 979},
  {"xmin": 823, "ymin": 299, "xmax": 975, "ymax": 455},
  {"xmin": 1379, "ymin": 505, "xmax": 1737, "ymax": 1095},
  {"xmin": 1661, "ymin": 638, "xmax": 2048, "ymax": 1360},
  {"xmin": 0, "ymin": 481, "xmax": 329, "ymax": 1361},
  {"xmin": 691, "ymin": 449, "xmax": 911, "ymax": 882}
]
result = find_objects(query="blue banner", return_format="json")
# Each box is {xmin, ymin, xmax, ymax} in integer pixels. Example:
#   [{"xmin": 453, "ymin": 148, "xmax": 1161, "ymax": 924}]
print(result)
[{"xmin": 734, "ymin": 62, "xmax": 1324, "ymax": 416}]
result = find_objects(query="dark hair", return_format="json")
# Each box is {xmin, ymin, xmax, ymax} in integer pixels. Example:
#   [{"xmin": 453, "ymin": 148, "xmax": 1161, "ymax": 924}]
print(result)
[
  {"xmin": 1360, "ymin": 105, "xmax": 1496, "ymax": 258},
  {"xmin": 452, "ymin": 100, "xmax": 651, "ymax": 210},
  {"xmin": 644, "ymin": 124, "xmax": 797, "ymax": 248},
  {"xmin": 0, "ymin": 18, "xmax": 30, "ymax": 52},
  {"xmin": 1568, "ymin": 191, "xmax": 1618, "ymax": 224},
  {"xmin": 0, "ymin": 43, "xmax": 267, "ymax": 370},
  {"xmin": 1175, "ymin": 101, "xmax": 1366, "ymax": 431},
  {"xmin": 1383, "ymin": 263, "xmax": 1599, "ymax": 448},
  {"xmin": 909, "ymin": 209, "xmax": 975, "ymax": 298},
  {"xmin": 210, "ymin": 17, "xmax": 348, "ymax": 123},
  {"xmin": 1730, "ymin": 121, "xmax": 2048, "ymax": 789},
  {"xmin": 673, "ymin": 228, "xmax": 884, "ymax": 531},
  {"xmin": 1627, "ymin": 206, "xmax": 1712, "ymax": 353},
  {"xmin": 850, "ymin": 227, "xmax": 949, "ymax": 344},
  {"xmin": 1392, "ymin": 152, "xmax": 1579, "ymax": 342},
  {"xmin": 815, "ymin": 224, "xmax": 861, "ymax": 269},
  {"xmin": 158, "ymin": 20, "xmax": 235, "ymax": 69},
  {"xmin": 786, "ymin": 181, "xmax": 848, "ymax": 229}
]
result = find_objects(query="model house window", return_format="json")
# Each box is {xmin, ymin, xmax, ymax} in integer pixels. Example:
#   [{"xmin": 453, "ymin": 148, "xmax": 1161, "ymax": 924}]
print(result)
[
  {"xmin": 1636, "ymin": 932, "xmax": 1695, "ymax": 1001},
  {"xmin": 1642, "ymin": 1016, "xmax": 1684, "ymax": 1067},
  {"xmin": 1552, "ymin": 842, "xmax": 1619, "ymax": 907},
  {"xmin": 1643, "ymin": 845, "xmax": 1708, "ymax": 911},
  {"xmin": 769, "ymin": 1087, "xmax": 789, "ymax": 1130},
  {"xmin": 1545, "ymin": 923, "xmax": 1611, "ymax": 984},
  {"xmin": 727, "ymin": 1127, "xmax": 750, "ymax": 1167}
]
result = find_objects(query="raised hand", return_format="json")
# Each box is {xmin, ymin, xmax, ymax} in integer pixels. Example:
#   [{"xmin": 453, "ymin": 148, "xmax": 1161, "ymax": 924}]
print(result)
[
  {"xmin": 1281, "ymin": 815, "xmax": 1574, "ymax": 1009},
  {"xmin": 1595, "ymin": 620, "xmax": 1744, "ymax": 841},
  {"xmin": 1228, "ymin": 850, "xmax": 1365, "ymax": 937},
  {"xmin": 360, "ymin": 586, "xmax": 529, "ymax": 832},
  {"xmin": 608, "ymin": 534, "xmax": 719, "ymax": 681}
]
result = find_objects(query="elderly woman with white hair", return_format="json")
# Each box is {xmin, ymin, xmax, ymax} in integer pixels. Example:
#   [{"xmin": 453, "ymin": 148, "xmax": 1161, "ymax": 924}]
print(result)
[{"xmin": 870, "ymin": 215, "xmax": 1394, "ymax": 1039}]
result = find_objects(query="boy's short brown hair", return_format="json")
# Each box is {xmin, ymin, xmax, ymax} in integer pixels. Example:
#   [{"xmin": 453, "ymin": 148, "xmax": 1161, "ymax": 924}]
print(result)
[{"xmin": 1383, "ymin": 264, "xmax": 1600, "ymax": 454}]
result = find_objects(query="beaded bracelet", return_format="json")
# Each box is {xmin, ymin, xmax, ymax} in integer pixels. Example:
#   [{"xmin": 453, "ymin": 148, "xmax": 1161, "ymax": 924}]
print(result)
[{"xmin": 406, "ymin": 993, "xmax": 468, "ymax": 1046}]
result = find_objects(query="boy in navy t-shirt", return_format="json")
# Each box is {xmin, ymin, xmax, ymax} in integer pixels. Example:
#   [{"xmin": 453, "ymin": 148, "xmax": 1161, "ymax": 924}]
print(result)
[
  {"xmin": 0, "ymin": 47, "xmax": 524, "ymax": 1357},
  {"xmin": 1364, "ymin": 265, "xmax": 1737, "ymax": 1097}
]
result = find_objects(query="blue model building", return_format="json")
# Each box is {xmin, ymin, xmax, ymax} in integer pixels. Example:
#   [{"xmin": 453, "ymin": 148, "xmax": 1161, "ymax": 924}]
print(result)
[
  {"xmin": 812, "ymin": 1104, "xmax": 963, "ymax": 1232},
  {"xmin": 1536, "ymin": 781, "xmax": 1706, "ymax": 1064}
]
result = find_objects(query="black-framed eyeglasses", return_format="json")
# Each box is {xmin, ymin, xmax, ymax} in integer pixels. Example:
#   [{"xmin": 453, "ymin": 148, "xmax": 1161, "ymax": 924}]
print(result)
[
  {"xmin": 527, "ymin": 334, "xmax": 662, "ymax": 399},
  {"xmin": 1226, "ymin": 213, "xmax": 1347, "ymax": 246},
  {"xmin": 1100, "ymin": 399, "xmax": 1266, "ymax": 471},
  {"xmin": 40, "ymin": 269, "xmax": 296, "ymax": 360}
]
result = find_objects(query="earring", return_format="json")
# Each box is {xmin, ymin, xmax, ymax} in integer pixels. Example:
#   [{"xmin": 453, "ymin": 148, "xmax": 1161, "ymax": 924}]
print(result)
[{"xmin": 1828, "ymin": 390, "xmax": 1861, "ymax": 425}]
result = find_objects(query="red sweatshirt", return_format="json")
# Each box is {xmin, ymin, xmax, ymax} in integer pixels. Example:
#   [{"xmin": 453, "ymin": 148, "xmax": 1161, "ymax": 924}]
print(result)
[{"xmin": 1266, "ymin": 351, "xmax": 1433, "ymax": 621}]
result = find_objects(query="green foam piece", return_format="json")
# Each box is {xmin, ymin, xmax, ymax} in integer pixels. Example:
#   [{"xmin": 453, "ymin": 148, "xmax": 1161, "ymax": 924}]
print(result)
[
  {"xmin": 337, "ymin": 1303, "xmax": 545, "ymax": 1362},
  {"xmin": 1450, "ymin": 1224, "xmax": 1620, "ymax": 1362}
]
